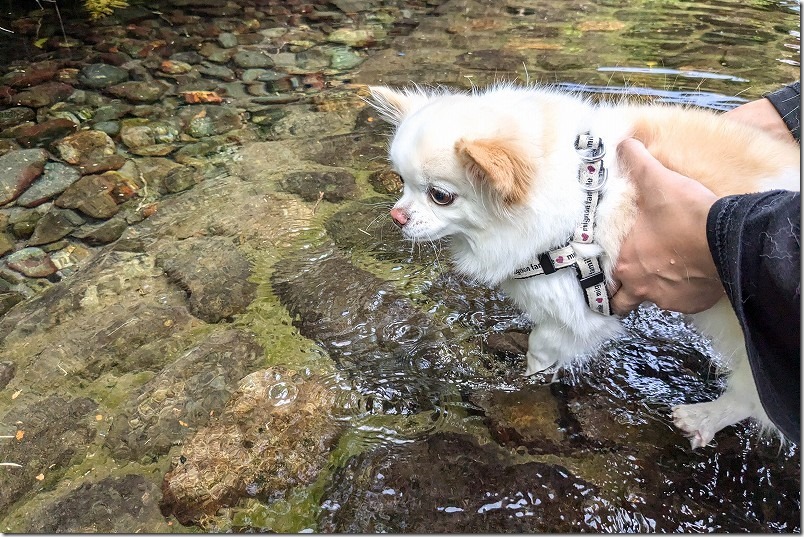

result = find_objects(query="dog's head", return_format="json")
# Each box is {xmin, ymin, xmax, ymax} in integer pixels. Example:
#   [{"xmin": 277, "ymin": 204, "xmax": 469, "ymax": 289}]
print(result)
[{"xmin": 369, "ymin": 85, "xmax": 538, "ymax": 243}]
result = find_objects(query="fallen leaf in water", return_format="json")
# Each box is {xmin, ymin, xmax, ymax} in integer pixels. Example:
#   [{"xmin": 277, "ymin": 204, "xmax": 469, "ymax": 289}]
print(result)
[
  {"xmin": 180, "ymin": 91, "xmax": 223, "ymax": 104},
  {"xmin": 15, "ymin": 430, "xmax": 24, "ymax": 441}
]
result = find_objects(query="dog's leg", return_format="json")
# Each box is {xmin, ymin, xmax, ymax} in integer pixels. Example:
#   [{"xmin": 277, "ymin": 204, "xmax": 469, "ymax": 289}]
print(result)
[
  {"xmin": 671, "ymin": 353, "xmax": 761, "ymax": 448},
  {"xmin": 524, "ymin": 312, "xmax": 621, "ymax": 376},
  {"xmin": 524, "ymin": 326, "xmax": 559, "ymax": 375}
]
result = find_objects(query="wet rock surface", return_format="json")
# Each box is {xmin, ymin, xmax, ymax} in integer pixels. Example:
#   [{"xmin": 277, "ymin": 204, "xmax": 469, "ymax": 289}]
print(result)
[
  {"xmin": 319, "ymin": 432, "xmax": 606, "ymax": 533},
  {"xmin": 105, "ymin": 328, "xmax": 265, "ymax": 463},
  {"xmin": 21, "ymin": 475, "xmax": 168, "ymax": 533},
  {"xmin": 160, "ymin": 366, "xmax": 342, "ymax": 525},
  {"xmin": 0, "ymin": 0, "xmax": 799, "ymax": 533}
]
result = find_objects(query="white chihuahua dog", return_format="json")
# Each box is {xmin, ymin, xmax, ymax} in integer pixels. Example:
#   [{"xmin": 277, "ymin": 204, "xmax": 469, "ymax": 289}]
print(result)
[{"xmin": 369, "ymin": 84, "xmax": 799, "ymax": 448}]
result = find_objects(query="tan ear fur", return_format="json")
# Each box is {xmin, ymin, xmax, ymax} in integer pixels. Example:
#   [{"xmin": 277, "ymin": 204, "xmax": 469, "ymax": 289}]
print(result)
[
  {"xmin": 455, "ymin": 138, "xmax": 534, "ymax": 204},
  {"xmin": 368, "ymin": 86, "xmax": 433, "ymax": 125}
]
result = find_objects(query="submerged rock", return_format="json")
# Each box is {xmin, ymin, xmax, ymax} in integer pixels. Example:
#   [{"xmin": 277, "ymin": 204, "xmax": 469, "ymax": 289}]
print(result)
[
  {"xmin": 6, "ymin": 246, "xmax": 58, "ymax": 278},
  {"xmin": 15, "ymin": 162, "xmax": 81, "ymax": 208},
  {"xmin": 53, "ymin": 130, "xmax": 117, "ymax": 169},
  {"xmin": 21, "ymin": 474, "xmax": 169, "ymax": 533},
  {"xmin": 156, "ymin": 235, "xmax": 257, "ymax": 323},
  {"xmin": 77, "ymin": 63, "xmax": 130, "ymax": 89},
  {"xmin": 160, "ymin": 367, "xmax": 342, "ymax": 525},
  {"xmin": 0, "ymin": 396, "xmax": 98, "ymax": 515},
  {"xmin": 280, "ymin": 169, "xmax": 358, "ymax": 202},
  {"xmin": 0, "ymin": 148, "xmax": 48, "ymax": 205},
  {"xmin": 319, "ymin": 432, "xmax": 603, "ymax": 533},
  {"xmin": 105, "ymin": 329, "xmax": 264, "ymax": 462}
]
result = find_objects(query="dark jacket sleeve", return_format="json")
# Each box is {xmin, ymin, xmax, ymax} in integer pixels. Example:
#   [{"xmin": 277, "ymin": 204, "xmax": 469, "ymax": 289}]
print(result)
[
  {"xmin": 706, "ymin": 191, "xmax": 801, "ymax": 442},
  {"xmin": 765, "ymin": 81, "xmax": 800, "ymax": 142}
]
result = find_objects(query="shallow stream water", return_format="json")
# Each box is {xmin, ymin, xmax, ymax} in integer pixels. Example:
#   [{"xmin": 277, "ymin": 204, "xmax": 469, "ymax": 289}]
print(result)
[{"xmin": 0, "ymin": 0, "xmax": 800, "ymax": 533}]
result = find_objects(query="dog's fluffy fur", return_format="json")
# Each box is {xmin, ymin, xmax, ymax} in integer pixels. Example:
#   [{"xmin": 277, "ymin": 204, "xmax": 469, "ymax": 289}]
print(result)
[{"xmin": 369, "ymin": 84, "xmax": 800, "ymax": 448}]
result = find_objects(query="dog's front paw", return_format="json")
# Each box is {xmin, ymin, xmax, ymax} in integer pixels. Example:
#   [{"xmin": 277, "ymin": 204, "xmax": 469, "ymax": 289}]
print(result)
[
  {"xmin": 524, "ymin": 351, "xmax": 557, "ymax": 376},
  {"xmin": 671, "ymin": 403, "xmax": 718, "ymax": 449}
]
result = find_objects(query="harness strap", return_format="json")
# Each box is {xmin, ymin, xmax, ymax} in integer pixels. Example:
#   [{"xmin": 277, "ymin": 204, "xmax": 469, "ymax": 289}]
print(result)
[{"xmin": 511, "ymin": 132, "xmax": 612, "ymax": 316}]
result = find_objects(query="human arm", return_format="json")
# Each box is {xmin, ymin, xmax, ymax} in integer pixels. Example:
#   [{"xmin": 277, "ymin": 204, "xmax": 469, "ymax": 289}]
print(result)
[
  {"xmin": 610, "ymin": 83, "xmax": 800, "ymax": 314},
  {"xmin": 724, "ymin": 82, "xmax": 801, "ymax": 143}
]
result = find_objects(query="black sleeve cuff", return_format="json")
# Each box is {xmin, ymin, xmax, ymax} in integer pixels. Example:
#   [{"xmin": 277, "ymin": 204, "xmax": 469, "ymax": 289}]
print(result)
[{"xmin": 764, "ymin": 81, "xmax": 800, "ymax": 142}]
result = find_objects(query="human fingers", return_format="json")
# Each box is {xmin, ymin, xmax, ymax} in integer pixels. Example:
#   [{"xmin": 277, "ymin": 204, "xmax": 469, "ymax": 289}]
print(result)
[{"xmin": 609, "ymin": 284, "xmax": 643, "ymax": 317}]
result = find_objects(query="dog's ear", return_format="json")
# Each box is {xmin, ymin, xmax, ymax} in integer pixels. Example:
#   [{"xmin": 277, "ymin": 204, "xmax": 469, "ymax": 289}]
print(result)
[
  {"xmin": 455, "ymin": 138, "xmax": 533, "ymax": 204},
  {"xmin": 368, "ymin": 86, "xmax": 432, "ymax": 125}
]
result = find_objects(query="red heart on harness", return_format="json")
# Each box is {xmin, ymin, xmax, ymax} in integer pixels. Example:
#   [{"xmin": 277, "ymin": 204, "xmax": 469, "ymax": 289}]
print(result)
[
  {"xmin": 581, "ymin": 233, "xmax": 589, "ymax": 241},
  {"xmin": 596, "ymin": 297, "xmax": 604, "ymax": 303},
  {"xmin": 556, "ymin": 256, "xmax": 564, "ymax": 263}
]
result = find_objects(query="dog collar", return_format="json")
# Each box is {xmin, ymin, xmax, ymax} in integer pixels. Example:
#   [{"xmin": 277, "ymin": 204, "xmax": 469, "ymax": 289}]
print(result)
[{"xmin": 512, "ymin": 132, "xmax": 611, "ymax": 316}]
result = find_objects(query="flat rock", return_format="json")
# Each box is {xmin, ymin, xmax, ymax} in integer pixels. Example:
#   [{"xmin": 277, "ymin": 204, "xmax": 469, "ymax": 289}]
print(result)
[
  {"xmin": 160, "ymin": 366, "xmax": 342, "ymax": 525},
  {"xmin": 0, "ymin": 396, "xmax": 98, "ymax": 514},
  {"xmin": 70, "ymin": 216, "xmax": 128, "ymax": 245},
  {"xmin": 232, "ymin": 49, "xmax": 275, "ymax": 68},
  {"xmin": 105, "ymin": 328, "xmax": 264, "ymax": 462},
  {"xmin": 156, "ymin": 235, "xmax": 257, "ymax": 323},
  {"xmin": 179, "ymin": 105, "xmax": 243, "ymax": 138},
  {"xmin": 77, "ymin": 63, "xmax": 130, "ymax": 89},
  {"xmin": 10, "ymin": 82, "xmax": 74, "ymax": 108},
  {"xmin": 272, "ymin": 246, "xmax": 449, "ymax": 415},
  {"xmin": 55, "ymin": 173, "xmax": 119, "ymax": 219},
  {"xmin": 280, "ymin": 169, "xmax": 358, "ymax": 202},
  {"xmin": 54, "ymin": 130, "xmax": 117, "ymax": 168},
  {"xmin": 15, "ymin": 161, "xmax": 81, "ymax": 208},
  {"xmin": 12, "ymin": 118, "xmax": 78, "ymax": 148},
  {"xmin": 0, "ymin": 107, "xmax": 35, "ymax": 130},
  {"xmin": 6, "ymin": 246, "xmax": 58, "ymax": 277},
  {"xmin": 0, "ymin": 148, "xmax": 48, "ymax": 204},
  {"xmin": 106, "ymin": 81, "xmax": 167, "ymax": 103},
  {"xmin": 319, "ymin": 432, "xmax": 603, "ymax": 533},
  {"xmin": 21, "ymin": 475, "xmax": 170, "ymax": 533},
  {"xmin": 28, "ymin": 207, "xmax": 85, "ymax": 246}
]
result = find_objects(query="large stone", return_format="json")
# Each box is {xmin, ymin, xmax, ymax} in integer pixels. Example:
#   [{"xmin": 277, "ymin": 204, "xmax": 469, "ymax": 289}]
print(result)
[
  {"xmin": 319, "ymin": 432, "xmax": 602, "ymax": 533},
  {"xmin": 1, "ymin": 65, "xmax": 57, "ymax": 88},
  {"xmin": 77, "ymin": 63, "xmax": 130, "ymax": 89},
  {"xmin": 280, "ymin": 169, "xmax": 358, "ymax": 202},
  {"xmin": 155, "ymin": 236, "xmax": 257, "ymax": 323},
  {"xmin": 0, "ymin": 107, "xmax": 35, "ymax": 130},
  {"xmin": 55, "ymin": 173, "xmax": 119, "ymax": 219},
  {"xmin": 12, "ymin": 118, "xmax": 78, "ymax": 148},
  {"xmin": 21, "ymin": 475, "xmax": 170, "ymax": 533},
  {"xmin": 106, "ymin": 81, "xmax": 167, "ymax": 103},
  {"xmin": 179, "ymin": 105, "xmax": 243, "ymax": 138},
  {"xmin": 326, "ymin": 28, "xmax": 376, "ymax": 47},
  {"xmin": 160, "ymin": 367, "xmax": 342, "ymax": 525},
  {"xmin": 15, "ymin": 162, "xmax": 81, "ymax": 208},
  {"xmin": 54, "ymin": 130, "xmax": 117, "ymax": 168},
  {"xmin": 104, "ymin": 329, "xmax": 264, "ymax": 462},
  {"xmin": 28, "ymin": 207, "xmax": 85, "ymax": 246},
  {"xmin": 0, "ymin": 148, "xmax": 48, "ymax": 205},
  {"xmin": 10, "ymin": 82, "xmax": 74, "ymax": 108},
  {"xmin": 70, "ymin": 217, "xmax": 128, "ymax": 245},
  {"xmin": 0, "ymin": 396, "xmax": 98, "ymax": 514},
  {"xmin": 232, "ymin": 50, "xmax": 275, "ymax": 68},
  {"xmin": 6, "ymin": 246, "xmax": 58, "ymax": 277}
]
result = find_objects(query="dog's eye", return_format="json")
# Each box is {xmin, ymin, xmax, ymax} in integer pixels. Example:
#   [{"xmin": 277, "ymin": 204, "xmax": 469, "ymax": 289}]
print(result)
[{"xmin": 428, "ymin": 186, "xmax": 455, "ymax": 206}]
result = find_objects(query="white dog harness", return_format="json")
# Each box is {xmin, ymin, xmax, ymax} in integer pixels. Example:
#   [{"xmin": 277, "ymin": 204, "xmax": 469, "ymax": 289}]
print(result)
[{"xmin": 512, "ymin": 133, "xmax": 612, "ymax": 316}]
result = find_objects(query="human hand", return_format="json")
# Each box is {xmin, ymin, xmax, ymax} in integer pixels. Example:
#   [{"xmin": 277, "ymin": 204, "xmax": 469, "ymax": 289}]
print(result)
[
  {"xmin": 609, "ymin": 139, "xmax": 725, "ymax": 315},
  {"xmin": 724, "ymin": 97, "xmax": 795, "ymax": 143}
]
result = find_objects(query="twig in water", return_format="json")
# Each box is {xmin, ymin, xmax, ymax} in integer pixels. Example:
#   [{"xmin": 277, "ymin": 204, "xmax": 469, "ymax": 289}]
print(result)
[{"xmin": 312, "ymin": 191, "xmax": 325, "ymax": 214}]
